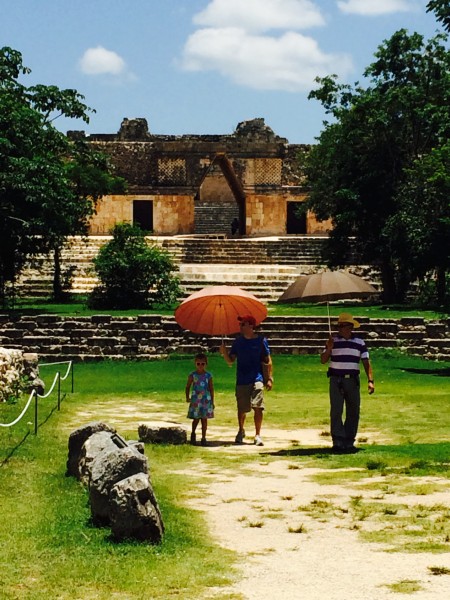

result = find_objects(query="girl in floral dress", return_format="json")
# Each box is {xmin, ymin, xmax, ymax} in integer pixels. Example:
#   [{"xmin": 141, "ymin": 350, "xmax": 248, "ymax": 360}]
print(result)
[{"xmin": 185, "ymin": 353, "xmax": 214, "ymax": 446}]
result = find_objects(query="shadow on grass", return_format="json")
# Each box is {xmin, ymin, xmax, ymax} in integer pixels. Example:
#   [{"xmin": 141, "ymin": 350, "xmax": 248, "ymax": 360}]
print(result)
[
  {"xmin": 191, "ymin": 439, "xmax": 242, "ymax": 448},
  {"xmin": 399, "ymin": 367, "xmax": 450, "ymax": 377},
  {"xmin": 0, "ymin": 430, "xmax": 31, "ymax": 467},
  {"xmin": 267, "ymin": 446, "xmax": 339, "ymax": 457},
  {"xmin": 267, "ymin": 442, "xmax": 450, "ymax": 462}
]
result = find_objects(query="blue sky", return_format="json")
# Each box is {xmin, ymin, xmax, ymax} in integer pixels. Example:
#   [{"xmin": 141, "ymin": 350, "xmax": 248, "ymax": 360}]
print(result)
[{"xmin": 0, "ymin": 0, "xmax": 444, "ymax": 143}]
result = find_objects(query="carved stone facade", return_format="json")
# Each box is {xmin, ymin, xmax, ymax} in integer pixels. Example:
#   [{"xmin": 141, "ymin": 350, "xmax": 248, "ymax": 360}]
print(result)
[{"xmin": 69, "ymin": 118, "xmax": 331, "ymax": 236}]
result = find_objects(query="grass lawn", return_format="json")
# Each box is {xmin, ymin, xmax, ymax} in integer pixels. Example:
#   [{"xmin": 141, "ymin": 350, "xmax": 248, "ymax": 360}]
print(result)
[
  {"xmin": 5, "ymin": 297, "xmax": 449, "ymax": 320},
  {"xmin": 1, "ymin": 350, "xmax": 450, "ymax": 599}
]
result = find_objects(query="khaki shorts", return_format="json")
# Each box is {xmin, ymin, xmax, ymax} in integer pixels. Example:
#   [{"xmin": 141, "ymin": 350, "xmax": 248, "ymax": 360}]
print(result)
[{"xmin": 236, "ymin": 381, "xmax": 265, "ymax": 413}]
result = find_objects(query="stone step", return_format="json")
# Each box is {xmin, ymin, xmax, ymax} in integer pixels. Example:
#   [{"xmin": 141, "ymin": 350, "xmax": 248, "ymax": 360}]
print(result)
[
  {"xmin": 179, "ymin": 264, "xmax": 301, "ymax": 276},
  {"xmin": 14, "ymin": 234, "xmax": 374, "ymax": 298}
]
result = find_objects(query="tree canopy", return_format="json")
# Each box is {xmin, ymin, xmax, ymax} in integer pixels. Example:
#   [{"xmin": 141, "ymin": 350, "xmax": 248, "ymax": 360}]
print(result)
[
  {"xmin": 0, "ymin": 46, "xmax": 125, "ymax": 304},
  {"xmin": 304, "ymin": 29, "xmax": 449, "ymax": 305},
  {"xmin": 427, "ymin": 0, "xmax": 450, "ymax": 32}
]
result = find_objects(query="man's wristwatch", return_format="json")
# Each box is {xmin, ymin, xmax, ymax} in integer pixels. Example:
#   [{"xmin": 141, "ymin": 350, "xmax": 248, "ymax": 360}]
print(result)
[{"xmin": 368, "ymin": 379, "xmax": 374, "ymax": 384}]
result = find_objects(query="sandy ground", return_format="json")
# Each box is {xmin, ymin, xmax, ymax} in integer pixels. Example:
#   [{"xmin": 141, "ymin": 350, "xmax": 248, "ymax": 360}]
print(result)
[
  {"xmin": 72, "ymin": 403, "xmax": 450, "ymax": 600},
  {"xmin": 178, "ymin": 426, "xmax": 450, "ymax": 600}
]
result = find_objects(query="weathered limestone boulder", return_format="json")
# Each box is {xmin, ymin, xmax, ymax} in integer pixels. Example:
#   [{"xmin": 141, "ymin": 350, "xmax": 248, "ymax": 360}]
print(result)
[
  {"xmin": 128, "ymin": 440, "xmax": 145, "ymax": 455},
  {"xmin": 66, "ymin": 421, "xmax": 116, "ymax": 477},
  {"xmin": 108, "ymin": 432, "xmax": 145, "ymax": 455},
  {"xmin": 109, "ymin": 473, "xmax": 164, "ymax": 543},
  {"xmin": 89, "ymin": 447, "xmax": 149, "ymax": 525},
  {"xmin": 22, "ymin": 353, "xmax": 45, "ymax": 394},
  {"xmin": 78, "ymin": 431, "xmax": 119, "ymax": 485},
  {"xmin": 138, "ymin": 423, "xmax": 187, "ymax": 445}
]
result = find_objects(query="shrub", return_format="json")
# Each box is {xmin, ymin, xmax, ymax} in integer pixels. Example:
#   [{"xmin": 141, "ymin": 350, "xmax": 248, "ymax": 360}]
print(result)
[{"xmin": 88, "ymin": 223, "xmax": 181, "ymax": 309}]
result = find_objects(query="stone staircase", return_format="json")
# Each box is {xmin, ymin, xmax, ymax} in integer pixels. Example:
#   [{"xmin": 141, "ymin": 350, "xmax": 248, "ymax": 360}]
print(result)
[
  {"xmin": 177, "ymin": 236, "xmax": 327, "ymax": 265},
  {"xmin": 0, "ymin": 314, "xmax": 448, "ymax": 361},
  {"xmin": 14, "ymin": 235, "xmax": 371, "ymax": 302},
  {"xmin": 194, "ymin": 202, "xmax": 239, "ymax": 235},
  {"xmin": 178, "ymin": 264, "xmax": 310, "ymax": 301}
]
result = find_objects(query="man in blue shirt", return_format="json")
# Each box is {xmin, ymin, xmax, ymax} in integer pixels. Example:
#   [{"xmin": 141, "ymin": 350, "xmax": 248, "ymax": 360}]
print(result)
[
  {"xmin": 220, "ymin": 315, "xmax": 272, "ymax": 446},
  {"xmin": 321, "ymin": 312, "xmax": 374, "ymax": 453}
]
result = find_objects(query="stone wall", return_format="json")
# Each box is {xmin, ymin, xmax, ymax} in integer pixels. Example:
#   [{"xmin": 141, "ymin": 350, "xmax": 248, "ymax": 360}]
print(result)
[
  {"xmin": 0, "ymin": 315, "xmax": 448, "ymax": 362},
  {"xmin": 69, "ymin": 118, "xmax": 331, "ymax": 237}
]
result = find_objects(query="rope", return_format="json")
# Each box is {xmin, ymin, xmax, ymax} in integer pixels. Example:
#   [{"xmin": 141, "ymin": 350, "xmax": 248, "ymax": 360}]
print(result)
[
  {"xmin": 0, "ymin": 389, "xmax": 36, "ymax": 428},
  {"xmin": 0, "ymin": 361, "xmax": 73, "ymax": 428},
  {"xmin": 40, "ymin": 361, "xmax": 72, "ymax": 381}
]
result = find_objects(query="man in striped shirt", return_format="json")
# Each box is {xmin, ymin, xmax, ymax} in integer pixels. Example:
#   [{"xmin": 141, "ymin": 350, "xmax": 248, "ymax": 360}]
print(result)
[{"xmin": 321, "ymin": 312, "xmax": 374, "ymax": 453}]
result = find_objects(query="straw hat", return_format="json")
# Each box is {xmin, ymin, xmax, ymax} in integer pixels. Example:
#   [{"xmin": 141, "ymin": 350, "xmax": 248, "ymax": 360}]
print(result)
[{"xmin": 336, "ymin": 312, "xmax": 360, "ymax": 328}]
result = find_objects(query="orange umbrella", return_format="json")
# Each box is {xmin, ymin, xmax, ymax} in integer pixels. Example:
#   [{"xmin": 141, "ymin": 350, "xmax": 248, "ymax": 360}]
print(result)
[{"xmin": 175, "ymin": 285, "xmax": 267, "ymax": 336}]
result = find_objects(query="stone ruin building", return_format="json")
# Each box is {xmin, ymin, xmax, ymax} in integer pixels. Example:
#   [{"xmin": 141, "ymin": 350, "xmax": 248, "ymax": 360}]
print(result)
[{"xmin": 68, "ymin": 117, "xmax": 330, "ymax": 237}]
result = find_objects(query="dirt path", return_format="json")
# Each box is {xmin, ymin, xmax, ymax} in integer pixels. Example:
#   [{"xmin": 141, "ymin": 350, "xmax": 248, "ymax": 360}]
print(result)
[
  {"xmin": 180, "ymin": 425, "xmax": 450, "ymax": 600},
  {"xmin": 72, "ymin": 404, "xmax": 450, "ymax": 599}
]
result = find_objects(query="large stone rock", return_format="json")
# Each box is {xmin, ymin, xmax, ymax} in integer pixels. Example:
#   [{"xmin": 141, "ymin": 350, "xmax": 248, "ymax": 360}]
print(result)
[
  {"xmin": 89, "ymin": 447, "xmax": 149, "ymax": 525},
  {"xmin": 66, "ymin": 421, "xmax": 116, "ymax": 477},
  {"xmin": 78, "ymin": 431, "xmax": 119, "ymax": 485},
  {"xmin": 138, "ymin": 423, "xmax": 187, "ymax": 445},
  {"xmin": 109, "ymin": 473, "xmax": 164, "ymax": 543}
]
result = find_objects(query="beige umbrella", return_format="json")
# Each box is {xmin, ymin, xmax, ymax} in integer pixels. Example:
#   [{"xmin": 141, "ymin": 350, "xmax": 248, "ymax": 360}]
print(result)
[{"xmin": 278, "ymin": 270, "xmax": 378, "ymax": 333}]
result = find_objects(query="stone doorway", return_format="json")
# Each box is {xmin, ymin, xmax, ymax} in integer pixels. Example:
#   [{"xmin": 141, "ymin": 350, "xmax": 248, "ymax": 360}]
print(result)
[
  {"xmin": 194, "ymin": 154, "xmax": 244, "ymax": 236},
  {"xmin": 286, "ymin": 201, "xmax": 307, "ymax": 234},
  {"xmin": 133, "ymin": 200, "xmax": 153, "ymax": 232}
]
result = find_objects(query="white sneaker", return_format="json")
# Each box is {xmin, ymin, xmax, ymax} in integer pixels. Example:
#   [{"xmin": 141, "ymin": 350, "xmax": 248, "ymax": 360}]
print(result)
[{"xmin": 254, "ymin": 435, "xmax": 264, "ymax": 446}]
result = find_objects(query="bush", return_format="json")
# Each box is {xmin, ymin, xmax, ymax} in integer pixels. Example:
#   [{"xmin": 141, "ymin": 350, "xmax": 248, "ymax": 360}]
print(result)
[
  {"xmin": 415, "ymin": 273, "xmax": 450, "ymax": 311},
  {"xmin": 88, "ymin": 223, "xmax": 181, "ymax": 309}
]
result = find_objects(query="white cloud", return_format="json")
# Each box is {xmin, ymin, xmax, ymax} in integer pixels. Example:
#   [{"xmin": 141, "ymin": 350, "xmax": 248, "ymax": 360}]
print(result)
[
  {"xmin": 79, "ymin": 46, "xmax": 126, "ymax": 76},
  {"xmin": 182, "ymin": 28, "xmax": 353, "ymax": 92},
  {"xmin": 337, "ymin": 0, "xmax": 418, "ymax": 16},
  {"xmin": 194, "ymin": 0, "xmax": 325, "ymax": 32}
]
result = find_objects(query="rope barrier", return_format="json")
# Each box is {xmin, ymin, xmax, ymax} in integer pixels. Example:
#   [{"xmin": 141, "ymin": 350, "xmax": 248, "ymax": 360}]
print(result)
[
  {"xmin": 0, "ymin": 361, "xmax": 73, "ymax": 430},
  {"xmin": 0, "ymin": 389, "xmax": 36, "ymax": 428},
  {"xmin": 40, "ymin": 361, "xmax": 72, "ymax": 381}
]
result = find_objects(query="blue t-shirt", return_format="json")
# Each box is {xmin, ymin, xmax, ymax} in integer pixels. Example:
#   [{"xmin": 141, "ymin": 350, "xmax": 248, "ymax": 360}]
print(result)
[{"xmin": 230, "ymin": 335, "xmax": 270, "ymax": 385}]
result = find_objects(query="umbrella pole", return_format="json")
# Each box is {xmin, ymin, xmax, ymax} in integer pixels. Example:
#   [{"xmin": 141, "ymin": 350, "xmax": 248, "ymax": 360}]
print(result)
[{"xmin": 327, "ymin": 302, "xmax": 331, "ymax": 336}]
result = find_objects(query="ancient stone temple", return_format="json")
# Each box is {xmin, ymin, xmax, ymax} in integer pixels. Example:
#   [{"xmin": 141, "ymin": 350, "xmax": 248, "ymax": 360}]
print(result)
[{"xmin": 68, "ymin": 118, "xmax": 330, "ymax": 236}]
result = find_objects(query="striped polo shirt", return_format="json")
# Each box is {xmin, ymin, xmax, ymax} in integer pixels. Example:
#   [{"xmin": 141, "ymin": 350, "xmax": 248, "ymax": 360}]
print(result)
[{"xmin": 327, "ymin": 335, "xmax": 369, "ymax": 377}]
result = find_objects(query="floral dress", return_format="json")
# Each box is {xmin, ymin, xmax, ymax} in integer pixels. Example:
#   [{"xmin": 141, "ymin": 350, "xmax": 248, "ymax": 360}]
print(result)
[{"xmin": 187, "ymin": 371, "xmax": 214, "ymax": 419}]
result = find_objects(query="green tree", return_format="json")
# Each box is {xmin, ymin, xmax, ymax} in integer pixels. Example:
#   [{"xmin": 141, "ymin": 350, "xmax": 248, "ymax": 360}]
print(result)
[
  {"xmin": 427, "ymin": 0, "xmax": 450, "ymax": 32},
  {"xmin": 0, "ymin": 46, "xmax": 124, "ymax": 304},
  {"xmin": 89, "ymin": 223, "xmax": 181, "ymax": 309},
  {"xmin": 385, "ymin": 143, "xmax": 450, "ymax": 307},
  {"xmin": 304, "ymin": 30, "xmax": 449, "ymax": 302}
]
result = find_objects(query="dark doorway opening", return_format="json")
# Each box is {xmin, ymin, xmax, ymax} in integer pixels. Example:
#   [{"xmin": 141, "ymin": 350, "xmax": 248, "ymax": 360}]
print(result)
[
  {"xmin": 287, "ymin": 202, "xmax": 307, "ymax": 234},
  {"xmin": 133, "ymin": 200, "xmax": 153, "ymax": 232}
]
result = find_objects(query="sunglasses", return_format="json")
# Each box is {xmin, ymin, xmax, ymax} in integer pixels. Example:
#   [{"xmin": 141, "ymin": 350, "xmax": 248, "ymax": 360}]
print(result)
[
  {"xmin": 196, "ymin": 361, "xmax": 206, "ymax": 366},
  {"xmin": 338, "ymin": 323, "xmax": 353, "ymax": 328},
  {"xmin": 239, "ymin": 321, "xmax": 252, "ymax": 327}
]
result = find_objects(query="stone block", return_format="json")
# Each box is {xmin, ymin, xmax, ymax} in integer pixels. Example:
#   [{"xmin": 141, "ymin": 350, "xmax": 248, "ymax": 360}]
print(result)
[
  {"xmin": 66, "ymin": 421, "xmax": 116, "ymax": 477},
  {"xmin": 109, "ymin": 473, "xmax": 164, "ymax": 543},
  {"xmin": 89, "ymin": 447, "xmax": 149, "ymax": 525},
  {"xmin": 138, "ymin": 424, "xmax": 187, "ymax": 445}
]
